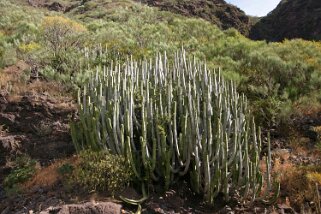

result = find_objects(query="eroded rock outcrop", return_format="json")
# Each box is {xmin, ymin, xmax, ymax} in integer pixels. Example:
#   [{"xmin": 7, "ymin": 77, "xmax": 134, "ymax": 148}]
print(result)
[
  {"xmin": 135, "ymin": 0, "xmax": 251, "ymax": 35},
  {"xmin": 250, "ymin": 0, "xmax": 321, "ymax": 41}
]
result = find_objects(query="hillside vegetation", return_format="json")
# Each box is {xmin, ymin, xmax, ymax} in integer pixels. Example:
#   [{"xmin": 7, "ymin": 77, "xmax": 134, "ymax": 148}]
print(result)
[
  {"xmin": 2, "ymin": 0, "xmax": 321, "ymax": 126},
  {"xmin": 1, "ymin": 0, "xmax": 321, "ymax": 213}
]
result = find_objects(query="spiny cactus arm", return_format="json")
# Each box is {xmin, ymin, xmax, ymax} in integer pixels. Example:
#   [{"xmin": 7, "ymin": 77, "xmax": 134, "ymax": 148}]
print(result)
[
  {"xmin": 255, "ymin": 172, "xmax": 264, "ymax": 198},
  {"xmin": 120, "ymin": 124, "xmax": 125, "ymax": 154},
  {"xmin": 237, "ymin": 142, "xmax": 243, "ymax": 187},
  {"xmin": 262, "ymin": 182, "xmax": 280, "ymax": 205},
  {"xmin": 140, "ymin": 136, "xmax": 149, "ymax": 170},
  {"xmin": 120, "ymin": 183, "xmax": 148, "ymax": 205},
  {"xmin": 172, "ymin": 102, "xmax": 182, "ymax": 163},
  {"xmin": 258, "ymin": 127, "xmax": 262, "ymax": 153},
  {"xmin": 266, "ymin": 132, "xmax": 272, "ymax": 192},
  {"xmin": 242, "ymin": 129, "xmax": 250, "ymax": 201},
  {"xmin": 221, "ymin": 133, "xmax": 229, "ymax": 201},
  {"xmin": 79, "ymin": 112, "xmax": 90, "ymax": 148},
  {"xmin": 70, "ymin": 122, "xmax": 82, "ymax": 152},
  {"xmin": 125, "ymin": 136, "xmax": 141, "ymax": 180},
  {"xmin": 227, "ymin": 124, "xmax": 238, "ymax": 167},
  {"xmin": 106, "ymin": 117, "xmax": 117, "ymax": 153},
  {"xmin": 210, "ymin": 121, "xmax": 222, "ymax": 164},
  {"xmin": 179, "ymin": 131, "xmax": 192, "ymax": 176},
  {"xmin": 148, "ymin": 100, "xmax": 157, "ymax": 173},
  {"xmin": 203, "ymin": 153, "xmax": 211, "ymax": 202},
  {"xmin": 159, "ymin": 128, "xmax": 171, "ymax": 189},
  {"xmin": 210, "ymin": 160, "xmax": 222, "ymax": 202}
]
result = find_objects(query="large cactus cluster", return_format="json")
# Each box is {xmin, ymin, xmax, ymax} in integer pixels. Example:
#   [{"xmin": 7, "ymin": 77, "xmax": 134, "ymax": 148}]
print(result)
[{"xmin": 71, "ymin": 50, "xmax": 278, "ymax": 204}]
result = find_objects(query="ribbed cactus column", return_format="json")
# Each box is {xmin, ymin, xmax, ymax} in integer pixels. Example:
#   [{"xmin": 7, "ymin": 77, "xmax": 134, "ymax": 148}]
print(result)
[{"xmin": 71, "ymin": 49, "xmax": 279, "ymax": 205}]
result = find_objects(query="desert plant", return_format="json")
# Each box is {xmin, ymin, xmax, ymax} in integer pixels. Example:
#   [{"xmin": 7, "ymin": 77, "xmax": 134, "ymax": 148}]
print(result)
[
  {"xmin": 66, "ymin": 150, "xmax": 133, "ymax": 195},
  {"xmin": 71, "ymin": 50, "xmax": 279, "ymax": 204}
]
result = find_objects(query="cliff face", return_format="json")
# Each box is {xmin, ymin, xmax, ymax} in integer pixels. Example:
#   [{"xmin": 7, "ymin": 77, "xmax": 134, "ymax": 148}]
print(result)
[
  {"xmin": 135, "ymin": 0, "xmax": 251, "ymax": 35},
  {"xmin": 250, "ymin": 0, "xmax": 321, "ymax": 41}
]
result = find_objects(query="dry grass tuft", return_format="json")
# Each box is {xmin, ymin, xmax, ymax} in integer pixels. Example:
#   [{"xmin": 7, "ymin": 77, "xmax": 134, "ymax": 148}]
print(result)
[
  {"xmin": 307, "ymin": 172, "xmax": 321, "ymax": 185},
  {"xmin": 0, "ymin": 61, "xmax": 71, "ymax": 99},
  {"xmin": 22, "ymin": 156, "xmax": 79, "ymax": 190},
  {"xmin": 277, "ymin": 163, "xmax": 321, "ymax": 209}
]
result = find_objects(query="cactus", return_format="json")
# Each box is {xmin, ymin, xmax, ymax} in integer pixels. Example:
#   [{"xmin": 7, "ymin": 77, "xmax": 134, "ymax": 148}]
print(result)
[{"xmin": 71, "ymin": 49, "xmax": 278, "ymax": 205}]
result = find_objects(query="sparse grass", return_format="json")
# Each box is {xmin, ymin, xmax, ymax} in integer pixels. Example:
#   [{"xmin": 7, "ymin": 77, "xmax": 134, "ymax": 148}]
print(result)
[
  {"xmin": 0, "ymin": 71, "xmax": 15, "ymax": 92},
  {"xmin": 27, "ymin": 80, "xmax": 71, "ymax": 98},
  {"xmin": 294, "ymin": 94, "xmax": 321, "ymax": 117},
  {"xmin": 272, "ymin": 157, "xmax": 321, "ymax": 211},
  {"xmin": 3, "ymin": 155, "xmax": 38, "ymax": 196},
  {"xmin": 22, "ymin": 157, "xmax": 79, "ymax": 190},
  {"xmin": 0, "ymin": 64, "xmax": 72, "ymax": 99}
]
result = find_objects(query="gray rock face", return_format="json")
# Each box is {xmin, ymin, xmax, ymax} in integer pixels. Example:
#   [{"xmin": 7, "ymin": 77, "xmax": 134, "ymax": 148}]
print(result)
[
  {"xmin": 40, "ymin": 202, "xmax": 122, "ymax": 214},
  {"xmin": 250, "ymin": 0, "xmax": 321, "ymax": 41}
]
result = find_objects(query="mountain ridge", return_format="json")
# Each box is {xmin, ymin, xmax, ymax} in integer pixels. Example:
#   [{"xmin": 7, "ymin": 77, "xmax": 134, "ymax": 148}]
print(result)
[
  {"xmin": 250, "ymin": 0, "xmax": 321, "ymax": 41},
  {"xmin": 134, "ymin": 0, "xmax": 251, "ymax": 35}
]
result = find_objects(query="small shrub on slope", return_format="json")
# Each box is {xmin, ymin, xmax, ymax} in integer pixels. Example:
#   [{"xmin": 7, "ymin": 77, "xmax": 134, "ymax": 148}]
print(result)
[
  {"xmin": 3, "ymin": 155, "xmax": 37, "ymax": 196},
  {"xmin": 66, "ymin": 150, "xmax": 133, "ymax": 196},
  {"xmin": 41, "ymin": 16, "xmax": 87, "ymax": 73}
]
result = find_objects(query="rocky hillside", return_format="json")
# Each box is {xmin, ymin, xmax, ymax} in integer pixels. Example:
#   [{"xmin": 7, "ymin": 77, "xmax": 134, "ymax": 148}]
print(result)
[
  {"xmin": 250, "ymin": 0, "xmax": 321, "ymax": 41},
  {"xmin": 26, "ymin": 0, "xmax": 252, "ymax": 35},
  {"xmin": 135, "ymin": 0, "xmax": 251, "ymax": 35}
]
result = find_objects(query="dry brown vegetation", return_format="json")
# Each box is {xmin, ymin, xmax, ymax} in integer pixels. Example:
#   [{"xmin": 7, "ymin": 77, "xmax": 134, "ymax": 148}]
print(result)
[
  {"xmin": 279, "ymin": 165, "xmax": 321, "ymax": 210},
  {"xmin": 0, "ymin": 61, "xmax": 72, "ymax": 100},
  {"xmin": 22, "ymin": 156, "xmax": 79, "ymax": 190}
]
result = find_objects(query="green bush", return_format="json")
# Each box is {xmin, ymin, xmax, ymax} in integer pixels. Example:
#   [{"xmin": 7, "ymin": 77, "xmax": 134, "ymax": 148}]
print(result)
[
  {"xmin": 41, "ymin": 16, "xmax": 87, "ymax": 73},
  {"xmin": 3, "ymin": 155, "xmax": 37, "ymax": 195},
  {"xmin": 57, "ymin": 163, "xmax": 74, "ymax": 176},
  {"xmin": 1, "ymin": 45, "xmax": 17, "ymax": 67},
  {"xmin": 251, "ymin": 96, "xmax": 284, "ymax": 127},
  {"xmin": 66, "ymin": 150, "xmax": 133, "ymax": 196},
  {"xmin": 0, "ymin": 34, "xmax": 5, "ymax": 68}
]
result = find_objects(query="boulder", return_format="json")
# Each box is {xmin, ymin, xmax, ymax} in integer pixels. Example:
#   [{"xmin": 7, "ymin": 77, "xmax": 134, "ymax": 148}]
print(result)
[{"xmin": 40, "ymin": 202, "xmax": 122, "ymax": 214}]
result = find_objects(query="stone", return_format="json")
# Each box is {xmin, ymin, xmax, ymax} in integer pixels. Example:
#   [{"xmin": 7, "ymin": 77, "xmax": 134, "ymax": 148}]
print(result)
[
  {"xmin": 0, "ymin": 113, "xmax": 15, "ymax": 127},
  {"xmin": 271, "ymin": 149, "xmax": 291, "ymax": 160},
  {"xmin": 40, "ymin": 202, "xmax": 122, "ymax": 214}
]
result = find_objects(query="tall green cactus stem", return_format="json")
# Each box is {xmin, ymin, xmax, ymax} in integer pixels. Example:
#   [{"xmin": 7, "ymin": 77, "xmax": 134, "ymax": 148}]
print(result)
[{"xmin": 71, "ymin": 49, "xmax": 278, "ymax": 205}]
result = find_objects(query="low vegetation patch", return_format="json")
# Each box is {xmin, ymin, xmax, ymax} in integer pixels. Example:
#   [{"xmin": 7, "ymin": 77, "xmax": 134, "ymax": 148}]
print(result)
[
  {"xmin": 280, "ymin": 165, "xmax": 321, "ymax": 210},
  {"xmin": 3, "ymin": 155, "xmax": 37, "ymax": 196},
  {"xmin": 61, "ymin": 150, "xmax": 133, "ymax": 196}
]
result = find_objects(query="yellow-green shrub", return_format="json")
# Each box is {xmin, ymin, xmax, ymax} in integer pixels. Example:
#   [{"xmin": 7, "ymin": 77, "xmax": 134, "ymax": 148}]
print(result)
[
  {"xmin": 65, "ymin": 150, "xmax": 133, "ymax": 196},
  {"xmin": 41, "ymin": 16, "xmax": 87, "ymax": 54},
  {"xmin": 18, "ymin": 42, "xmax": 41, "ymax": 53},
  {"xmin": 41, "ymin": 16, "xmax": 87, "ymax": 73}
]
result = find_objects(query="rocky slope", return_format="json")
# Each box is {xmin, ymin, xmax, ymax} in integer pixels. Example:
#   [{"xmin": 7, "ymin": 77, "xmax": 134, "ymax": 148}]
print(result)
[
  {"xmin": 26, "ymin": 0, "xmax": 252, "ymax": 35},
  {"xmin": 250, "ymin": 0, "xmax": 321, "ymax": 41},
  {"xmin": 135, "ymin": 0, "xmax": 251, "ymax": 35}
]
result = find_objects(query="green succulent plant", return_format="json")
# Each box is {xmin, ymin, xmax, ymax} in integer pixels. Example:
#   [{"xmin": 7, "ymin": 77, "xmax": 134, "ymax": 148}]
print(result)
[{"xmin": 71, "ymin": 49, "xmax": 279, "ymax": 204}]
